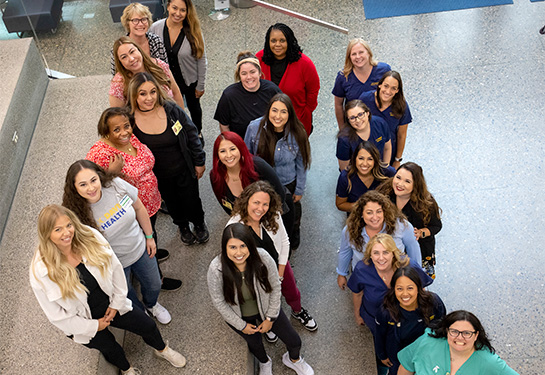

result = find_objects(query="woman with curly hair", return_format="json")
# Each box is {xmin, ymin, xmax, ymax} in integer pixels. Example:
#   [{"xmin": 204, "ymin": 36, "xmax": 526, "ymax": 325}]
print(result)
[
  {"xmin": 256, "ymin": 23, "xmax": 320, "ymax": 135},
  {"xmin": 377, "ymin": 162, "xmax": 442, "ymax": 278},
  {"xmin": 347, "ymin": 234, "xmax": 431, "ymax": 375},
  {"xmin": 149, "ymin": 0, "xmax": 207, "ymax": 136},
  {"xmin": 109, "ymin": 36, "xmax": 184, "ymax": 109},
  {"xmin": 210, "ymin": 131, "xmax": 294, "ymax": 233},
  {"xmin": 227, "ymin": 181, "xmax": 317, "ymax": 334},
  {"xmin": 336, "ymin": 141, "xmax": 394, "ymax": 213},
  {"xmin": 62, "ymin": 160, "xmax": 172, "ymax": 325},
  {"xmin": 245, "ymin": 93, "xmax": 311, "ymax": 249},
  {"xmin": 374, "ymin": 266, "xmax": 446, "ymax": 375},
  {"xmin": 30, "ymin": 205, "xmax": 186, "ymax": 374},
  {"xmin": 398, "ymin": 310, "xmax": 519, "ymax": 375},
  {"xmin": 332, "ymin": 38, "xmax": 391, "ymax": 129},
  {"xmin": 336, "ymin": 190, "xmax": 421, "ymax": 290},
  {"xmin": 214, "ymin": 51, "xmax": 281, "ymax": 138},
  {"xmin": 359, "ymin": 71, "xmax": 412, "ymax": 168}
]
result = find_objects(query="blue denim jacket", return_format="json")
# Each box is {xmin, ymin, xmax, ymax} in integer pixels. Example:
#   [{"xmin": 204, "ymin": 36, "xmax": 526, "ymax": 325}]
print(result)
[{"xmin": 245, "ymin": 117, "xmax": 307, "ymax": 196}]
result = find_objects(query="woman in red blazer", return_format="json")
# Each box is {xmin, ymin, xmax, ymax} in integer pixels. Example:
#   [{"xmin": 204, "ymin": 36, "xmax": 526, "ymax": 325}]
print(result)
[{"xmin": 256, "ymin": 23, "xmax": 320, "ymax": 136}]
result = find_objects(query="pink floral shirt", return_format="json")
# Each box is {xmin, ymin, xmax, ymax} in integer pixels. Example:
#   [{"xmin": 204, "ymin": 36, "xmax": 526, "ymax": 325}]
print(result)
[
  {"xmin": 108, "ymin": 59, "xmax": 174, "ymax": 104},
  {"xmin": 86, "ymin": 134, "xmax": 161, "ymax": 216}
]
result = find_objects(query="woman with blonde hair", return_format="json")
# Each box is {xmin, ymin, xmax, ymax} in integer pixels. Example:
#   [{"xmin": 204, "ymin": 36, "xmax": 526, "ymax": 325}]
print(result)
[
  {"xmin": 109, "ymin": 2, "xmax": 168, "ymax": 75},
  {"xmin": 332, "ymin": 38, "xmax": 391, "ymax": 129},
  {"xmin": 214, "ymin": 51, "xmax": 281, "ymax": 138},
  {"xmin": 109, "ymin": 36, "xmax": 184, "ymax": 108},
  {"xmin": 347, "ymin": 233, "xmax": 431, "ymax": 375},
  {"xmin": 336, "ymin": 190, "xmax": 421, "ymax": 291},
  {"xmin": 30, "ymin": 205, "xmax": 186, "ymax": 375},
  {"xmin": 150, "ymin": 0, "xmax": 207, "ymax": 136}
]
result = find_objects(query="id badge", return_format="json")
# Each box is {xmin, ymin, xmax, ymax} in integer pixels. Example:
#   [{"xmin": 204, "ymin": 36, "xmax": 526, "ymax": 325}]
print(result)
[{"xmin": 172, "ymin": 120, "xmax": 182, "ymax": 136}]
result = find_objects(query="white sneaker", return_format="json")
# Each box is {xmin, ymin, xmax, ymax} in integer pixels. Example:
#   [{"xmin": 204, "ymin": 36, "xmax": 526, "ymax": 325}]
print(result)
[
  {"xmin": 147, "ymin": 302, "xmax": 171, "ymax": 324},
  {"xmin": 121, "ymin": 367, "xmax": 141, "ymax": 375},
  {"xmin": 282, "ymin": 352, "xmax": 314, "ymax": 375},
  {"xmin": 259, "ymin": 355, "xmax": 273, "ymax": 375},
  {"xmin": 154, "ymin": 341, "xmax": 187, "ymax": 368}
]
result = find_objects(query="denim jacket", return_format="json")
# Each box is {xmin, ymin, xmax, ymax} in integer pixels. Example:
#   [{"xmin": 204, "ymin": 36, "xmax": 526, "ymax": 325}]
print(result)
[{"xmin": 245, "ymin": 117, "xmax": 307, "ymax": 196}]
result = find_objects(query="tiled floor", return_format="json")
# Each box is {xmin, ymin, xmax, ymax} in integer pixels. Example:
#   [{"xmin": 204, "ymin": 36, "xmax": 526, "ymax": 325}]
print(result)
[{"xmin": 2, "ymin": 0, "xmax": 544, "ymax": 373}]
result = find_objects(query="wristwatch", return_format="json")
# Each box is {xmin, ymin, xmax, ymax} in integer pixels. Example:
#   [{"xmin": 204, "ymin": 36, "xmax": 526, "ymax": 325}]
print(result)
[
  {"xmin": 421, "ymin": 229, "xmax": 427, "ymax": 238},
  {"xmin": 266, "ymin": 316, "xmax": 276, "ymax": 322},
  {"xmin": 395, "ymin": 156, "xmax": 403, "ymax": 162}
]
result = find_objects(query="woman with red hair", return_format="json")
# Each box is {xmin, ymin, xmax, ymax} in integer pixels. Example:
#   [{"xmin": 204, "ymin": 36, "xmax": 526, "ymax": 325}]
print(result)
[{"xmin": 210, "ymin": 131, "xmax": 294, "ymax": 233}]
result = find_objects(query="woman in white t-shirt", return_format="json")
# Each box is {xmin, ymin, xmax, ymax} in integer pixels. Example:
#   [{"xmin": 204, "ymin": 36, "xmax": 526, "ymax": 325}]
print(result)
[{"xmin": 62, "ymin": 159, "xmax": 171, "ymax": 325}]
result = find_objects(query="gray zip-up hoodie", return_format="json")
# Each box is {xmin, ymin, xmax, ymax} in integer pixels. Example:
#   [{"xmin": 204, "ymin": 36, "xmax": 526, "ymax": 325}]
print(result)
[{"xmin": 207, "ymin": 248, "xmax": 281, "ymax": 331}]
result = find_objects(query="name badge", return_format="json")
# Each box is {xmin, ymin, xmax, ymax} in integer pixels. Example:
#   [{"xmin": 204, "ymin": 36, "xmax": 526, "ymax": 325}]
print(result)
[{"xmin": 172, "ymin": 120, "xmax": 182, "ymax": 136}]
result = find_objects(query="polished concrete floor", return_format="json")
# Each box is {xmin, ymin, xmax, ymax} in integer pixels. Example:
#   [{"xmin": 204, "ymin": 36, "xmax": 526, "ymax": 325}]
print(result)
[{"xmin": 1, "ymin": 0, "xmax": 544, "ymax": 373}]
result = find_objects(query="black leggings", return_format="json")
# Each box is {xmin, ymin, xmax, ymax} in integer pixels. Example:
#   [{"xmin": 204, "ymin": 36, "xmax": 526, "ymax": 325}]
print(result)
[
  {"xmin": 83, "ymin": 308, "xmax": 165, "ymax": 371},
  {"xmin": 228, "ymin": 309, "xmax": 301, "ymax": 364},
  {"xmin": 179, "ymin": 80, "xmax": 203, "ymax": 133}
]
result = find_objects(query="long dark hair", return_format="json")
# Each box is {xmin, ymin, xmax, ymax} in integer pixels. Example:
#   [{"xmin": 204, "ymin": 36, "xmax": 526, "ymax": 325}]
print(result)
[
  {"xmin": 62, "ymin": 160, "xmax": 116, "ymax": 230},
  {"xmin": 383, "ymin": 266, "xmax": 435, "ymax": 324},
  {"xmin": 345, "ymin": 141, "xmax": 386, "ymax": 194},
  {"xmin": 377, "ymin": 162, "xmax": 441, "ymax": 226},
  {"xmin": 221, "ymin": 223, "xmax": 272, "ymax": 305},
  {"xmin": 376, "ymin": 71, "xmax": 407, "ymax": 119},
  {"xmin": 261, "ymin": 23, "xmax": 302, "ymax": 64},
  {"xmin": 166, "ymin": 0, "xmax": 205, "ymax": 59},
  {"xmin": 429, "ymin": 310, "xmax": 496, "ymax": 353},
  {"xmin": 256, "ymin": 93, "xmax": 311, "ymax": 169}
]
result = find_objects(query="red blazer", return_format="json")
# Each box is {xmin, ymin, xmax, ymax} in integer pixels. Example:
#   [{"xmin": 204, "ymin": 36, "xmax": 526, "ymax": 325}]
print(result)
[{"xmin": 257, "ymin": 50, "xmax": 320, "ymax": 135}]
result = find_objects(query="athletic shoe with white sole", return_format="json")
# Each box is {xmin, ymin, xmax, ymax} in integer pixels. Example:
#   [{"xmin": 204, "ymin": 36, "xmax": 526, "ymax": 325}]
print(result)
[
  {"xmin": 154, "ymin": 341, "xmax": 187, "ymax": 367},
  {"xmin": 291, "ymin": 308, "xmax": 317, "ymax": 331},
  {"xmin": 282, "ymin": 352, "xmax": 314, "ymax": 375},
  {"xmin": 147, "ymin": 302, "xmax": 171, "ymax": 324}
]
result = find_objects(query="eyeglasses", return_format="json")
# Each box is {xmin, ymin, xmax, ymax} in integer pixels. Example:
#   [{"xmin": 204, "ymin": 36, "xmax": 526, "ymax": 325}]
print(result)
[
  {"xmin": 130, "ymin": 17, "xmax": 149, "ymax": 25},
  {"xmin": 448, "ymin": 328, "xmax": 477, "ymax": 339},
  {"xmin": 347, "ymin": 111, "xmax": 367, "ymax": 123}
]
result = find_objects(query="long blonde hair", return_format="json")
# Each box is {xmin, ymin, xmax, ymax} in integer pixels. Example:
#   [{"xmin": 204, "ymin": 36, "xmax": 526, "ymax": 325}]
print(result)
[
  {"xmin": 32, "ymin": 205, "xmax": 112, "ymax": 300},
  {"xmin": 167, "ymin": 0, "xmax": 205, "ymax": 59}
]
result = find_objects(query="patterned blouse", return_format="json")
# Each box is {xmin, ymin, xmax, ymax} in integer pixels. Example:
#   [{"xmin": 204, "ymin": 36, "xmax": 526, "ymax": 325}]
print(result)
[
  {"xmin": 86, "ymin": 134, "xmax": 161, "ymax": 217},
  {"xmin": 110, "ymin": 32, "xmax": 168, "ymax": 75},
  {"xmin": 109, "ymin": 58, "xmax": 173, "ymax": 104}
]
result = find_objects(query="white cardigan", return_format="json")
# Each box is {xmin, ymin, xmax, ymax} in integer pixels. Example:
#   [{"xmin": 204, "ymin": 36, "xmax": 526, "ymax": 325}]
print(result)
[
  {"xmin": 29, "ymin": 227, "xmax": 132, "ymax": 344},
  {"xmin": 227, "ymin": 213, "xmax": 290, "ymax": 266}
]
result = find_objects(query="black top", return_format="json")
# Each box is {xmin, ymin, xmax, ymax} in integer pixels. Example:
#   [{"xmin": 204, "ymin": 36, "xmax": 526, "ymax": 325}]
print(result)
[
  {"xmin": 269, "ymin": 58, "xmax": 288, "ymax": 86},
  {"xmin": 76, "ymin": 263, "xmax": 110, "ymax": 319},
  {"xmin": 388, "ymin": 192, "xmax": 442, "ymax": 260},
  {"xmin": 251, "ymin": 227, "xmax": 279, "ymax": 265},
  {"xmin": 213, "ymin": 80, "xmax": 282, "ymax": 138},
  {"xmin": 133, "ymin": 117, "xmax": 186, "ymax": 178},
  {"xmin": 164, "ymin": 26, "xmax": 189, "ymax": 89}
]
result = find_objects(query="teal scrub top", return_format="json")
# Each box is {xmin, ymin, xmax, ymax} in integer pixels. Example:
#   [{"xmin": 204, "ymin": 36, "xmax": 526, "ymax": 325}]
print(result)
[{"xmin": 398, "ymin": 328, "xmax": 519, "ymax": 375}]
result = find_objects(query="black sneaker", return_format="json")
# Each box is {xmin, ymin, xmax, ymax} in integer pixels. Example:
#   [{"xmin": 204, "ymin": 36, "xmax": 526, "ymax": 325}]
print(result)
[
  {"xmin": 194, "ymin": 223, "xmax": 209, "ymax": 243},
  {"xmin": 156, "ymin": 248, "xmax": 169, "ymax": 263},
  {"xmin": 161, "ymin": 277, "xmax": 182, "ymax": 291},
  {"xmin": 291, "ymin": 308, "xmax": 318, "ymax": 331},
  {"xmin": 159, "ymin": 200, "xmax": 169, "ymax": 215},
  {"xmin": 180, "ymin": 226, "xmax": 196, "ymax": 245}
]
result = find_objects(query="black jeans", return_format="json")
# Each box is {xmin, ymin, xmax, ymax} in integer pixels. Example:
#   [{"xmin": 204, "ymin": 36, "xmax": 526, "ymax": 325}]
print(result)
[
  {"xmin": 156, "ymin": 171, "xmax": 205, "ymax": 229},
  {"xmin": 83, "ymin": 308, "xmax": 165, "ymax": 371},
  {"xmin": 179, "ymin": 80, "xmax": 203, "ymax": 133},
  {"xmin": 228, "ymin": 309, "xmax": 301, "ymax": 363},
  {"xmin": 284, "ymin": 180, "xmax": 302, "ymax": 248}
]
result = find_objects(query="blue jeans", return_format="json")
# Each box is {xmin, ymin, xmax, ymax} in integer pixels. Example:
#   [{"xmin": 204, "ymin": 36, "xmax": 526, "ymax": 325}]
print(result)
[{"xmin": 123, "ymin": 250, "xmax": 161, "ymax": 310}]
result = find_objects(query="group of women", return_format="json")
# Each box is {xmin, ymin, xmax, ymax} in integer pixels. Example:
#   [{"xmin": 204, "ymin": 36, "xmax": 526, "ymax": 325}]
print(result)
[
  {"xmin": 28, "ymin": 2, "xmax": 519, "ymax": 373},
  {"xmin": 331, "ymin": 39, "xmax": 517, "ymax": 375}
]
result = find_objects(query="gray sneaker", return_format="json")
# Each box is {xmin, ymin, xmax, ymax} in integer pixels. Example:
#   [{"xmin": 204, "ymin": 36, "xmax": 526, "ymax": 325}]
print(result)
[
  {"xmin": 154, "ymin": 341, "xmax": 187, "ymax": 368},
  {"xmin": 282, "ymin": 352, "xmax": 314, "ymax": 375}
]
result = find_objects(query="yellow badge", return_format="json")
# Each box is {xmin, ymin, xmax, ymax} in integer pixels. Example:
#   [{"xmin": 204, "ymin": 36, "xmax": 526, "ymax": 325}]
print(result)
[
  {"xmin": 172, "ymin": 120, "xmax": 182, "ymax": 136},
  {"xmin": 222, "ymin": 199, "xmax": 233, "ymax": 211}
]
